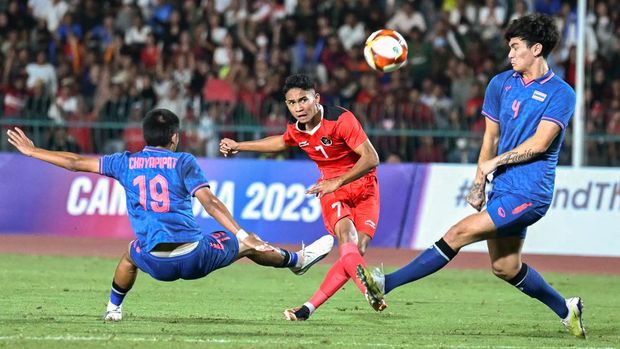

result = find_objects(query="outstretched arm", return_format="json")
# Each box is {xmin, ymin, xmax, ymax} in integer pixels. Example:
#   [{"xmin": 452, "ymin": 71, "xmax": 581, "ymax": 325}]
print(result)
[
  {"xmin": 467, "ymin": 118, "xmax": 500, "ymax": 211},
  {"xmin": 306, "ymin": 139, "xmax": 380, "ymax": 198},
  {"xmin": 478, "ymin": 120, "xmax": 561, "ymax": 177},
  {"xmin": 7, "ymin": 127, "xmax": 100, "ymax": 173},
  {"xmin": 219, "ymin": 135, "xmax": 288, "ymax": 156}
]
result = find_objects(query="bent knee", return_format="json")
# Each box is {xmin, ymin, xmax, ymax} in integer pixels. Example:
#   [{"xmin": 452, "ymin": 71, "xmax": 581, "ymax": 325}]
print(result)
[
  {"xmin": 443, "ymin": 224, "xmax": 468, "ymax": 250},
  {"xmin": 491, "ymin": 262, "xmax": 520, "ymax": 281},
  {"xmin": 357, "ymin": 233, "xmax": 373, "ymax": 256},
  {"xmin": 357, "ymin": 243, "xmax": 367, "ymax": 256}
]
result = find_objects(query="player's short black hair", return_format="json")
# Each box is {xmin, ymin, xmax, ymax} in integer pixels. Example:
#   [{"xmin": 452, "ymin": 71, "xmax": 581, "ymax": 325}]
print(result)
[
  {"xmin": 142, "ymin": 108, "xmax": 180, "ymax": 147},
  {"xmin": 504, "ymin": 13, "xmax": 559, "ymax": 58},
  {"xmin": 282, "ymin": 74, "xmax": 316, "ymax": 95}
]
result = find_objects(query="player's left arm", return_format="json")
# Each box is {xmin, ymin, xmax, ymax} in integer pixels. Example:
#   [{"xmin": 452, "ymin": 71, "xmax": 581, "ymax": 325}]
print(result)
[
  {"xmin": 7, "ymin": 127, "xmax": 100, "ymax": 173},
  {"xmin": 478, "ymin": 120, "xmax": 561, "ymax": 177},
  {"xmin": 306, "ymin": 139, "xmax": 379, "ymax": 198},
  {"xmin": 195, "ymin": 187, "xmax": 242, "ymax": 234},
  {"xmin": 194, "ymin": 187, "xmax": 273, "ymax": 251},
  {"xmin": 336, "ymin": 139, "xmax": 380, "ymax": 186}
]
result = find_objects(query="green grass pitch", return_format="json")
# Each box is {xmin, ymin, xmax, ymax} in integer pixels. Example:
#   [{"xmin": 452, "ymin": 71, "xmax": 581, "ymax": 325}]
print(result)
[{"xmin": 0, "ymin": 254, "xmax": 618, "ymax": 349}]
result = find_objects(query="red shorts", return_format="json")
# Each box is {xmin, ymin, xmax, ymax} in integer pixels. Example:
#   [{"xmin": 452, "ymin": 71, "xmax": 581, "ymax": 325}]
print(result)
[{"xmin": 319, "ymin": 174, "xmax": 380, "ymax": 238}]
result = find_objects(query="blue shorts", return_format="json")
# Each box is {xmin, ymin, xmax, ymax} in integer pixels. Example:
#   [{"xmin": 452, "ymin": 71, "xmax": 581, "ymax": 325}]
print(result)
[
  {"xmin": 129, "ymin": 231, "xmax": 239, "ymax": 282},
  {"xmin": 486, "ymin": 192, "xmax": 549, "ymax": 239}
]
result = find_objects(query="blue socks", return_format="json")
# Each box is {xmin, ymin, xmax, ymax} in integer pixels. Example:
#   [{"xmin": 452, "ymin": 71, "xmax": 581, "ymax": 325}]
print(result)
[
  {"xmin": 385, "ymin": 238, "xmax": 456, "ymax": 294},
  {"xmin": 109, "ymin": 281, "xmax": 131, "ymax": 307},
  {"xmin": 383, "ymin": 238, "xmax": 568, "ymax": 320},
  {"xmin": 277, "ymin": 248, "xmax": 299, "ymax": 268},
  {"xmin": 508, "ymin": 263, "xmax": 568, "ymax": 319}
]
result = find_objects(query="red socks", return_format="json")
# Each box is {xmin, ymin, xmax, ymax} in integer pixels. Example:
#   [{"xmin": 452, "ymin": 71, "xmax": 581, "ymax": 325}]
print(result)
[
  {"xmin": 338, "ymin": 242, "xmax": 367, "ymax": 292},
  {"xmin": 308, "ymin": 260, "xmax": 349, "ymax": 307},
  {"xmin": 308, "ymin": 242, "xmax": 367, "ymax": 309}
]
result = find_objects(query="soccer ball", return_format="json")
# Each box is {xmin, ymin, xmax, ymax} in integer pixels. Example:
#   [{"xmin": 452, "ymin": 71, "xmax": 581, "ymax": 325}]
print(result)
[{"xmin": 363, "ymin": 29, "xmax": 408, "ymax": 73}]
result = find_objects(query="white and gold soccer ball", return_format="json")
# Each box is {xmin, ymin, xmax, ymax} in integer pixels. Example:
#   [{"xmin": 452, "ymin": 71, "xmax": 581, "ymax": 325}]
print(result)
[{"xmin": 363, "ymin": 29, "xmax": 408, "ymax": 73}]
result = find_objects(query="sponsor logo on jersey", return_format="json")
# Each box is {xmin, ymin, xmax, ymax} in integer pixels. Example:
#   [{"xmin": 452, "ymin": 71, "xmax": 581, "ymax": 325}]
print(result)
[
  {"xmin": 498, "ymin": 207, "xmax": 506, "ymax": 218},
  {"xmin": 320, "ymin": 137, "xmax": 332, "ymax": 146},
  {"xmin": 364, "ymin": 219, "xmax": 376, "ymax": 229},
  {"xmin": 504, "ymin": 85, "xmax": 512, "ymax": 91},
  {"xmin": 299, "ymin": 141, "xmax": 309, "ymax": 147},
  {"xmin": 532, "ymin": 90, "xmax": 547, "ymax": 102},
  {"xmin": 512, "ymin": 202, "xmax": 533, "ymax": 215}
]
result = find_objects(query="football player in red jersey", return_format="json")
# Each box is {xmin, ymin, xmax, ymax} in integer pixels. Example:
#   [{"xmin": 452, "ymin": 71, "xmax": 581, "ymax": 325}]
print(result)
[{"xmin": 220, "ymin": 74, "xmax": 385, "ymax": 320}]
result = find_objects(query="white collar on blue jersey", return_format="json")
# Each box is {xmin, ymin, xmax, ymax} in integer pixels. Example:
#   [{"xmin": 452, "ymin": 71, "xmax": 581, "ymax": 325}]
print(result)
[
  {"xmin": 143, "ymin": 146, "xmax": 173, "ymax": 153},
  {"xmin": 512, "ymin": 69, "xmax": 555, "ymax": 86}
]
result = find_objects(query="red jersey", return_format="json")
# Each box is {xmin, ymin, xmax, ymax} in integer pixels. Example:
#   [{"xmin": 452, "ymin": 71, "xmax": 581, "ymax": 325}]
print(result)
[{"xmin": 283, "ymin": 105, "xmax": 374, "ymax": 179}]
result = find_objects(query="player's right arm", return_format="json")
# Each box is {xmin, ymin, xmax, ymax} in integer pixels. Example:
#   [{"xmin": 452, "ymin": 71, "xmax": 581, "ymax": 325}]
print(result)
[
  {"xmin": 219, "ymin": 135, "xmax": 288, "ymax": 156},
  {"xmin": 7, "ymin": 127, "xmax": 100, "ymax": 173},
  {"xmin": 468, "ymin": 74, "xmax": 504, "ymax": 211},
  {"xmin": 468, "ymin": 118, "xmax": 500, "ymax": 211}
]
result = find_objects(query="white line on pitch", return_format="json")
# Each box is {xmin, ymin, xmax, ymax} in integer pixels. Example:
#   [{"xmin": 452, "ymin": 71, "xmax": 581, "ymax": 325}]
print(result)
[{"xmin": 0, "ymin": 335, "xmax": 615, "ymax": 349}]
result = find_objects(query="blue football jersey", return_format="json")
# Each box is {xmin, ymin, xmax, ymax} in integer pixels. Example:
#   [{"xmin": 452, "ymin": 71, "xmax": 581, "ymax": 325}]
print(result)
[
  {"xmin": 481, "ymin": 69, "xmax": 575, "ymax": 204},
  {"xmin": 100, "ymin": 146, "xmax": 210, "ymax": 252}
]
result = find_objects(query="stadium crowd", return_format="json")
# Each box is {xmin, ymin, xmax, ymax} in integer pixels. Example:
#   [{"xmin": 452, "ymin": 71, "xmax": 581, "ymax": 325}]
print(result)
[{"xmin": 0, "ymin": 0, "xmax": 618, "ymax": 165}]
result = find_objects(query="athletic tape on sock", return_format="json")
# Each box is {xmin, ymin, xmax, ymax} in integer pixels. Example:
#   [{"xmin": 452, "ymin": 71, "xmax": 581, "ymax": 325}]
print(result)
[
  {"xmin": 508, "ymin": 263, "xmax": 529, "ymax": 287},
  {"xmin": 434, "ymin": 238, "xmax": 457, "ymax": 260},
  {"xmin": 236, "ymin": 229, "xmax": 249, "ymax": 241},
  {"xmin": 112, "ymin": 281, "xmax": 131, "ymax": 294}
]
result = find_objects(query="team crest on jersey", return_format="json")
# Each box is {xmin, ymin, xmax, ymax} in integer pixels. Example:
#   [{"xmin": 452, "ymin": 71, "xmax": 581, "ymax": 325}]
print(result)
[
  {"xmin": 299, "ymin": 141, "xmax": 309, "ymax": 147},
  {"xmin": 532, "ymin": 90, "xmax": 547, "ymax": 102},
  {"xmin": 320, "ymin": 137, "xmax": 332, "ymax": 146}
]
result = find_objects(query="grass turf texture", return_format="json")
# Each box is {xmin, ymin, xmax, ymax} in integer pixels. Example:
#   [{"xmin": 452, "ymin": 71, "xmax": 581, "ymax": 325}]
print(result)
[{"xmin": 0, "ymin": 254, "xmax": 618, "ymax": 349}]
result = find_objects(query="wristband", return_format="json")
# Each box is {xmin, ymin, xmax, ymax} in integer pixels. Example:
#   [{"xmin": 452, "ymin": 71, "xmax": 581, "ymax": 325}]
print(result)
[{"xmin": 236, "ymin": 229, "xmax": 249, "ymax": 241}]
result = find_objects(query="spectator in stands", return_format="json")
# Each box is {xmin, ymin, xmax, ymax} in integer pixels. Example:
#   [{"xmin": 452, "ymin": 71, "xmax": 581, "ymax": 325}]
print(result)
[
  {"xmin": 448, "ymin": 0, "xmax": 477, "ymax": 36},
  {"xmin": 90, "ymin": 14, "xmax": 116, "ymax": 51},
  {"xmin": 413, "ymin": 136, "xmax": 445, "ymax": 163},
  {"xmin": 428, "ymin": 18, "xmax": 465, "ymax": 60},
  {"xmin": 23, "ymin": 79, "xmax": 52, "ymax": 121},
  {"xmin": 48, "ymin": 77, "xmax": 79, "ymax": 122},
  {"xmin": 5, "ymin": 0, "xmax": 35, "ymax": 32},
  {"xmin": 26, "ymin": 50, "xmax": 57, "ymax": 96},
  {"xmin": 0, "ymin": 0, "xmax": 617, "ymax": 166},
  {"xmin": 386, "ymin": 0, "xmax": 426, "ymax": 33},
  {"xmin": 406, "ymin": 27, "xmax": 433, "ymax": 85},
  {"xmin": 122, "ymin": 102, "xmax": 145, "ymax": 153},
  {"xmin": 337, "ymin": 13, "xmax": 365, "ymax": 50},
  {"xmin": 156, "ymin": 83, "xmax": 186, "ymax": 121},
  {"xmin": 509, "ymin": 0, "xmax": 530, "ymax": 22},
  {"xmin": 47, "ymin": 125, "xmax": 81, "ymax": 152},
  {"xmin": 478, "ymin": 0, "xmax": 506, "ymax": 42},
  {"xmin": 1, "ymin": 74, "xmax": 28, "ymax": 118},
  {"xmin": 95, "ymin": 81, "xmax": 130, "ymax": 153},
  {"xmin": 403, "ymin": 88, "xmax": 434, "ymax": 130},
  {"xmin": 140, "ymin": 33, "xmax": 160, "ymax": 71},
  {"xmin": 450, "ymin": 60, "xmax": 476, "ymax": 113},
  {"xmin": 125, "ymin": 12, "xmax": 151, "ymax": 59},
  {"xmin": 57, "ymin": 11, "xmax": 82, "ymax": 42}
]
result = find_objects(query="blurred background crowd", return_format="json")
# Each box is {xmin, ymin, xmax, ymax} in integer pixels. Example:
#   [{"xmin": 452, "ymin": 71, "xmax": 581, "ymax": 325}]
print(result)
[{"xmin": 0, "ymin": 0, "xmax": 618, "ymax": 165}]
